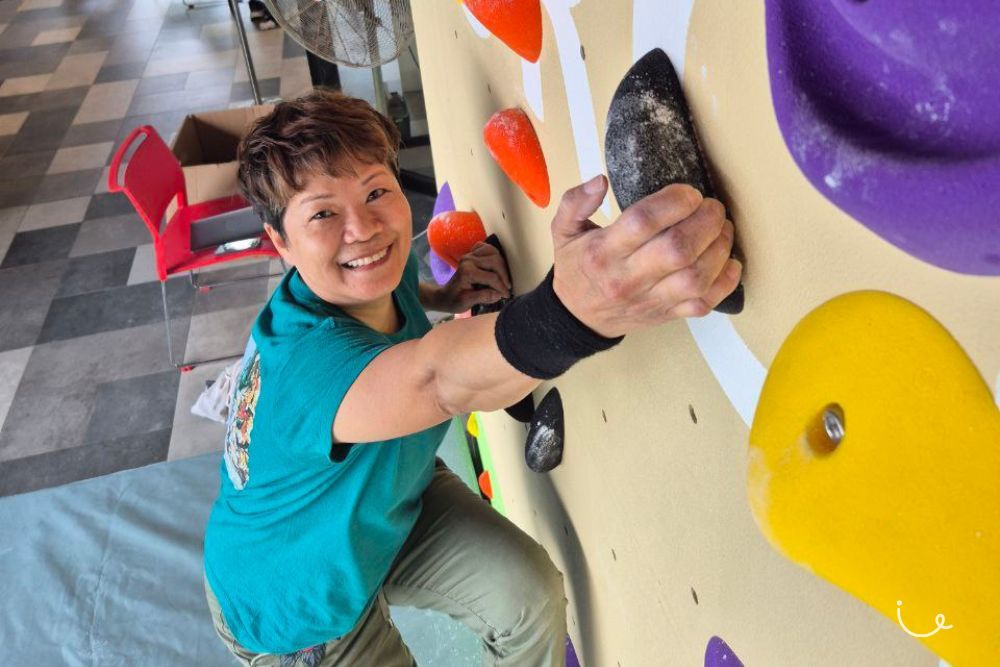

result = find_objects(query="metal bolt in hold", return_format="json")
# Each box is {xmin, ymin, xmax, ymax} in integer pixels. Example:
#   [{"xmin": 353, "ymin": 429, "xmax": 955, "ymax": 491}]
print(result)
[{"xmin": 822, "ymin": 404, "xmax": 846, "ymax": 446}]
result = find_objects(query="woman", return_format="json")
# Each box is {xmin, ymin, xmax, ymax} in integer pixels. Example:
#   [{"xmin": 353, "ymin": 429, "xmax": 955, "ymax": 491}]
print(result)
[{"xmin": 203, "ymin": 90, "xmax": 740, "ymax": 667}]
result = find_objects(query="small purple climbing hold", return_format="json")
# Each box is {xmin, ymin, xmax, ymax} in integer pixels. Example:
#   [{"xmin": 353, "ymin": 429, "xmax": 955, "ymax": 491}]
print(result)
[
  {"xmin": 565, "ymin": 636, "xmax": 581, "ymax": 667},
  {"xmin": 705, "ymin": 636, "xmax": 744, "ymax": 667},
  {"xmin": 765, "ymin": 0, "xmax": 1000, "ymax": 275},
  {"xmin": 429, "ymin": 182, "xmax": 457, "ymax": 285}
]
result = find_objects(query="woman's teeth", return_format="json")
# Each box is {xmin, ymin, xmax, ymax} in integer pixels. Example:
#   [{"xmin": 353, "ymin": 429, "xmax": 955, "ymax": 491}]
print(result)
[{"xmin": 344, "ymin": 246, "xmax": 389, "ymax": 268}]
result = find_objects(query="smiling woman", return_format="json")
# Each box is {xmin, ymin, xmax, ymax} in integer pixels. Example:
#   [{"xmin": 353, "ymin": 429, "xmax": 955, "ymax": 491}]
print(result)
[{"xmin": 202, "ymin": 89, "xmax": 737, "ymax": 667}]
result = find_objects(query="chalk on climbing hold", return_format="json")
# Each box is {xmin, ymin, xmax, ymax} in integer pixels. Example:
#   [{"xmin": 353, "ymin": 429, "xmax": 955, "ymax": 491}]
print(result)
[
  {"xmin": 765, "ymin": 1, "xmax": 1000, "ymax": 275},
  {"xmin": 483, "ymin": 108, "xmax": 551, "ymax": 208},
  {"xmin": 525, "ymin": 388, "xmax": 564, "ymax": 472},
  {"xmin": 749, "ymin": 291, "xmax": 1000, "ymax": 666},
  {"xmin": 463, "ymin": 0, "xmax": 542, "ymax": 62},
  {"xmin": 427, "ymin": 210, "xmax": 487, "ymax": 268},
  {"xmin": 605, "ymin": 48, "xmax": 744, "ymax": 313}
]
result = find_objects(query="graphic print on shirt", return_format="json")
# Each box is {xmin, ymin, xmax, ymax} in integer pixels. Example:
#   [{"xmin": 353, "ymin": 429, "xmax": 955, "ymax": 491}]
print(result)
[{"xmin": 224, "ymin": 348, "xmax": 261, "ymax": 490}]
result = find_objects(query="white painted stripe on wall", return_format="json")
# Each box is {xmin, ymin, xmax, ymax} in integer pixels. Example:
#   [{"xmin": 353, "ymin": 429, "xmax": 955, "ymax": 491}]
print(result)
[
  {"xmin": 686, "ymin": 313, "xmax": 767, "ymax": 427},
  {"xmin": 541, "ymin": 0, "xmax": 611, "ymax": 216}
]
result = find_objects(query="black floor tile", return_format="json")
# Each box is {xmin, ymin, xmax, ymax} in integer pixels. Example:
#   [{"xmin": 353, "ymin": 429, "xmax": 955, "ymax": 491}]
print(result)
[
  {"xmin": 0, "ymin": 41, "xmax": 70, "ymax": 66},
  {"xmin": 0, "ymin": 259, "xmax": 66, "ymax": 353},
  {"xmin": 84, "ymin": 191, "xmax": 134, "ymax": 220},
  {"xmin": 61, "ymin": 118, "xmax": 124, "ymax": 149},
  {"xmin": 0, "ymin": 428, "xmax": 172, "ymax": 497},
  {"xmin": 82, "ymin": 370, "xmax": 180, "ymax": 445},
  {"xmin": 55, "ymin": 247, "xmax": 135, "ymax": 298},
  {"xmin": 5, "ymin": 106, "xmax": 77, "ymax": 155},
  {"xmin": 32, "ymin": 168, "xmax": 102, "ymax": 204},
  {"xmin": 0, "ymin": 223, "xmax": 80, "ymax": 269},
  {"xmin": 36, "ymin": 277, "xmax": 195, "ymax": 344},
  {"xmin": 66, "ymin": 35, "xmax": 115, "ymax": 56},
  {"xmin": 0, "ymin": 135, "xmax": 13, "ymax": 160},
  {"xmin": 0, "ymin": 149, "xmax": 56, "ymax": 179},
  {"xmin": 95, "ymin": 61, "xmax": 145, "ymax": 84},
  {"xmin": 115, "ymin": 110, "xmax": 188, "ymax": 147}
]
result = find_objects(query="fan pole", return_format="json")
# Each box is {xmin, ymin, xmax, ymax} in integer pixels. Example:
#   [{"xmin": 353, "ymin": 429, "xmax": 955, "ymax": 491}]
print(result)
[
  {"xmin": 371, "ymin": 66, "xmax": 387, "ymax": 115},
  {"xmin": 229, "ymin": 0, "xmax": 263, "ymax": 105}
]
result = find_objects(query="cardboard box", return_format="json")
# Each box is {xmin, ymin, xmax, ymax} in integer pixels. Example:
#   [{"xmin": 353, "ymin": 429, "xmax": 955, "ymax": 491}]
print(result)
[{"xmin": 168, "ymin": 104, "xmax": 274, "ymax": 216}]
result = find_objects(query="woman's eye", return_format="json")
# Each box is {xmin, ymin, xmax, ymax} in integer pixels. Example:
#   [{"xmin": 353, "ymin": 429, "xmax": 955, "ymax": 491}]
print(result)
[
  {"xmin": 310, "ymin": 210, "xmax": 333, "ymax": 221},
  {"xmin": 367, "ymin": 188, "xmax": 389, "ymax": 202}
]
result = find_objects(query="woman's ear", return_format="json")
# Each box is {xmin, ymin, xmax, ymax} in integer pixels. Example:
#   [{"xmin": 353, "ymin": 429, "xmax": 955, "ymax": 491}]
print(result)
[{"xmin": 264, "ymin": 223, "xmax": 290, "ymax": 258}]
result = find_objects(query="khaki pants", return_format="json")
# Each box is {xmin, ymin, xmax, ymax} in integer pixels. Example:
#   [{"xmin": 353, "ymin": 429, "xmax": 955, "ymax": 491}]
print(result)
[{"xmin": 206, "ymin": 461, "xmax": 568, "ymax": 666}]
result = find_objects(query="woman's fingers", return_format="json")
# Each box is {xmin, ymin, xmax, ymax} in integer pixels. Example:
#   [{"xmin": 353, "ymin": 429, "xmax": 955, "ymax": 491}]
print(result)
[{"xmin": 643, "ymin": 219, "xmax": 734, "ymax": 306}]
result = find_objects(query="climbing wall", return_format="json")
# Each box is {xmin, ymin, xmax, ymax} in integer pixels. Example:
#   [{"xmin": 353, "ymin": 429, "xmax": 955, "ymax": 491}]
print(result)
[{"xmin": 411, "ymin": 2, "xmax": 1000, "ymax": 665}]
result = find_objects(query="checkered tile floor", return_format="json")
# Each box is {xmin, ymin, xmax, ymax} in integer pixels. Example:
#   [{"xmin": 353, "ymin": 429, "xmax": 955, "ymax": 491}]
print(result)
[{"xmin": 0, "ymin": 0, "xmax": 435, "ymax": 497}]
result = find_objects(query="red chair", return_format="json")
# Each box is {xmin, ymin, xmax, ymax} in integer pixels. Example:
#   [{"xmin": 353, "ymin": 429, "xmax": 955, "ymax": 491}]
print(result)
[{"xmin": 108, "ymin": 125, "xmax": 283, "ymax": 371}]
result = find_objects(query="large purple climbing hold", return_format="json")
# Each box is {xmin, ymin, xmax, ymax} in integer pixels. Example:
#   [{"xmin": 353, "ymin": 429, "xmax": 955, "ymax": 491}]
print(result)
[
  {"xmin": 766, "ymin": 0, "xmax": 1000, "ymax": 275},
  {"xmin": 605, "ymin": 48, "xmax": 744, "ymax": 313},
  {"xmin": 525, "ymin": 388, "xmax": 564, "ymax": 473},
  {"xmin": 705, "ymin": 636, "xmax": 744, "ymax": 667}
]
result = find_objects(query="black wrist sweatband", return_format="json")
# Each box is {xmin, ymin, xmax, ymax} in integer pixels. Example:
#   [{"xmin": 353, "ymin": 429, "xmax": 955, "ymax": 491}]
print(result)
[{"xmin": 494, "ymin": 269, "xmax": 624, "ymax": 380}]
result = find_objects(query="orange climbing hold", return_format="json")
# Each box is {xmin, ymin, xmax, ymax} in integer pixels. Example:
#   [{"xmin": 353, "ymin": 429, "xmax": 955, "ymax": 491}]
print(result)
[
  {"xmin": 463, "ymin": 0, "xmax": 542, "ymax": 62},
  {"xmin": 483, "ymin": 108, "xmax": 551, "ymax": 207},
  {"xmin": 478, "ymin": 471, "xmax": 493, "ymax": 500},
  {"xmin": 427, "ymin": 210, "xmax": 487, "ymax": 268}
]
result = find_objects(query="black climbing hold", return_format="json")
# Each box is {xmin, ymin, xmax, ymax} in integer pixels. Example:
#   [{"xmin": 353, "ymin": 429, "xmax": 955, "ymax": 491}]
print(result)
[
  {"xmin": 604, "ymin": 48, "xmax": 744, "ymax": 314},
  {"xmin": 471, "ymin": 233, "xmax": 512, "ymax": 316},
  {"xmin": 505, "ymin": 392, "xmax": 535, "ymax": 423},
  {"xmin": 525, "ymin": 388, "xmax": 564, "ymax": 473}
]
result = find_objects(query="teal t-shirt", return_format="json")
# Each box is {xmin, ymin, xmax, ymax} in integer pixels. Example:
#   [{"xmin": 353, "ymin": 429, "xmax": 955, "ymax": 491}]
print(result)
[{"xmin": 203, "ymin": 252, "xmax": 450, "ymax": 654}]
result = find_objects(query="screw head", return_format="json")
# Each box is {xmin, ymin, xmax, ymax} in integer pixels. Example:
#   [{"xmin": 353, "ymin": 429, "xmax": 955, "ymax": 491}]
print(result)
[{"xmin": 822, "ymin": 404, "xmax": 846, "ymax": 445}]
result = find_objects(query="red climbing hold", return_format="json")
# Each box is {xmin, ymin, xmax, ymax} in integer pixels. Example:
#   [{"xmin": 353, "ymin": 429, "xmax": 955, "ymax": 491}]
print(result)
[
  {"xmin": 483, "ymin": 108, "xmax": 551, "ymax": 208},
  {"xmin": 427, "ymin": 210, "xmax": 487, "ymax": 268},
  {"xmin": 464, "ymin": 0, "xmax": 543, "ymax": 62}
]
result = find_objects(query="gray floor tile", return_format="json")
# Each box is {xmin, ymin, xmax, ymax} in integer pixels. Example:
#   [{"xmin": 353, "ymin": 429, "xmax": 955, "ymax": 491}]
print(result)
[
  {"xmin": 0, "ymin": 427, "xmax": 171, "ymax": 497},
  {"xmin": 0, "ymin": 259, "xmax": 66, "ymax": 353},
  {"xmin": 94, "ymin": 61, "xmax": 144, "ymax": 83},
  {"xmin": 66, "ymin": 35, "xmax": 114, "ymax": 55},
  {"xmin": 0, "ymin": 346, "xmax": 33, "ymax": 435},
  {"xmin": 31, "ymin": 167, "xmax": 102, "ymax": 203},
  {"xmin": 61, "ymin": 117, "xmax": 122, "ymax": 148},
  {"xmin": 0, "ymin": 222, "xmax": 79, "ymax": 269},
  {"xmin": 133, "ymin": 72, "xmax": 188, "ymax": 97},
  {"xmin": 230, "ymin": 77, "xmax": 279, "ymax": 103},
  {"xmin": 54, "ymin": 246, "xmax": 134, "ymax": 297},
  {"xmin": 126, "ymin": 85, "xmax": 230, "ymax": 117},
  {"xmin": 83, "ymin": 191, "xmax": 133, "ymax": 220},
  {"xmin": 14, "ymin": 317, "xmax": 190, "ymax": 397},
  {"xmin": 191, "ymin": 261, "xmax": 271, "ymax": 316},
  {"xmin": 0, "ymin": 206, "xmax": 27, "ymax": 265},
  {"xmin": 0, "ymin": 380, "xmax": 97, "ymax": 460},
  {"xmin": 37, "ymin": 276, "xmax": 195, "ymax": 344},
  {"xmin": 183, "ymin": 303, "xmax": 258, "ymax": 363},
  {"xmin": 0, "ymin": 175, "xmax": 42, "ymax": 208},
  {"xmin": 18, "ymin": 195, "xmax": 91, "ymax": 232},
  {"xmin": 167, "ymin": 358, "xmax": 227, "ymax": 461},
  {"xmin": 282, "ymin": 33, "xmax": 306, "ymax": 59},
  {"xmin": 4, "ymin": 105, "xmax": 76, "ymax": 154},
  {"xmin": 114, "ymin": 110, "xmax": 188, "ymax": 146},
  {"xmin": 69, "ymin": 211, "xmax": 150, "ymax": 257},
  {"xmin": 83, "ymin": 370, "xmax": 179, "ymax": 445},
  {"xmin": 0, "ymin": 148, "xmax": 55, "ymax": 178},
  {"xmin": 0, "ymin": 84, "xmax": 89, "ymax": 114}
]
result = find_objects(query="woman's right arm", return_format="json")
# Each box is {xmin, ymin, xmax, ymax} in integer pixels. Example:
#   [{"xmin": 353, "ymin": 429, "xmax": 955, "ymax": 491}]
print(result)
[{"xmin": 333, "ymin": 175, "xmax": 741, "ymax": 444}]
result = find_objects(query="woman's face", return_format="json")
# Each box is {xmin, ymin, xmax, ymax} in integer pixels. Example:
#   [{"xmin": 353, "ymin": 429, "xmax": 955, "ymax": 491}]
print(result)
[{"xmin": 267, "ymin": 161, "xmax": 412, "ymax": 309}]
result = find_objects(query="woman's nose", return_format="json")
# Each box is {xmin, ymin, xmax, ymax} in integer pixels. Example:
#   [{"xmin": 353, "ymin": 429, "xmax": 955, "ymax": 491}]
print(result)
[{"xmin": 342, "ymin": 206, "xmax": 382, "ymax": 243}]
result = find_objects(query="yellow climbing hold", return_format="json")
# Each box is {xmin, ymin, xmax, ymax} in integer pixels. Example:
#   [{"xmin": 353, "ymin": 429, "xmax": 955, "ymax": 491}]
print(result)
[
  {"xmin": 748, "ymin": 291, "xmax": 1000, "ymax": 666},
  {"xmin": 466, "ymin": 413, "xmax": 479, "ymax": 438}
]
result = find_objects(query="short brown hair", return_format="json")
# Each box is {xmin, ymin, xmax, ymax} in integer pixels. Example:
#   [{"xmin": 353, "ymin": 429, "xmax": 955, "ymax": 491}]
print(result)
[{"xmin": 237, "ymin": 89, "xmax": 401, "ymax": 236}]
